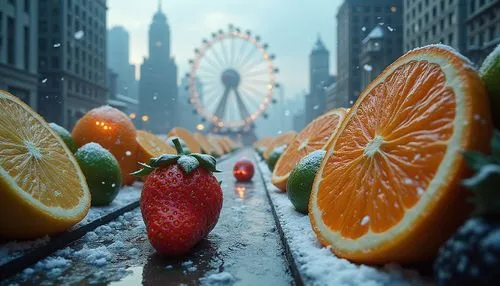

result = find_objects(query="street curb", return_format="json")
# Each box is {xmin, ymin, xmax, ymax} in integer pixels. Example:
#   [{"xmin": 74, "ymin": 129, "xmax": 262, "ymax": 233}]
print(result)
[{"xmin": 253, "ymin": 151, "xmax": 305, "ymax": 286}]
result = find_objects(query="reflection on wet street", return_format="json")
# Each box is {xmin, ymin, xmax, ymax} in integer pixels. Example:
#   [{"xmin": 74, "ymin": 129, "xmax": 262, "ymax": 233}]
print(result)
[{"xmin": 5, "ymin": 149, "xmax": 292, "ymax": 285}]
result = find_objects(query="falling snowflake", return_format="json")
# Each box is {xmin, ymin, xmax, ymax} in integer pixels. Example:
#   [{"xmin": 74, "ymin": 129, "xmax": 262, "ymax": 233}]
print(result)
[
  {"xmin": 379, "ymin": 22, "xmax": 385, "ymax": 26},
  {"xmin": 387, "ymin": 26, "xmax": 395, "ymax": 32},
  {"xmin": 313, "ymin": 105, "xmax": 319, "ymax": 110},
  {"xmin": 125, "ymin": 151, "xmax": 132, "ymax": 156},
  {"xmin": 361, "ymin": 26, "xmax": 366, "ymax": 32},
  {"xmin": 42, "ymin": 78, "xmax": 48, "ymax": 83},
  {"xmin": 360, "ymin": 216, "xmax": 370, "ymax": 226},
  {"xmin": 363, "ymin": 64, "xmax": 373, "ymax": 72},
  {"xmin": 284, "ymin": 110, "xmax": 290, "ymax": 116},
  {"xmin": 53, "ymin": 43, "xmax": 61, "ymax": 48},
  {"xmin": 74, "ymin": 30, "xmax": 84, "ymax": 40},
  {"xmin": 153, "ymin": 96, "xmax": 157, "ymax": 100}
]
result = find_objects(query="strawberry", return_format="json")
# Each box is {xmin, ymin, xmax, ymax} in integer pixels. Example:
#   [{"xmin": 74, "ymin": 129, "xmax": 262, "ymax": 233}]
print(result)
[{"xmin": 133, "ymin": 138, "xmax": 223, "ymax": 256}]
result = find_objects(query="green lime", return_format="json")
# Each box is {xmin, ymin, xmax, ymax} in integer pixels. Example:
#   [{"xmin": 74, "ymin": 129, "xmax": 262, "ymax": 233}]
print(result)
[
  {"xmin": 49, "ymin": 122, "xmax": 77, "ymax": 153},
  {"xmin": 74, "ymin": 143, "xmax": 122, "ymax": 206},
  {"xmin": 167, "ymin": 136, "xmax": 191, "ymax": 154},
  {"xmin": 286, "ymin": 150, "xmax": 326, "ymax": 214},
  {"xmin": 480, "ymin": 44, "xmax": 500, "ymax": 127},
  {"xmin": 267, "ymin": 145, "xmax": 286, "ymax": 171}
]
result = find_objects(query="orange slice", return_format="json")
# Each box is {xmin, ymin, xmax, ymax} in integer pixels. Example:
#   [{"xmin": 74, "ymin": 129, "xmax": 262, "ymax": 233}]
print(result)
[
  {"xmin": 263, "ymin": 131, "xmax": 297, "ymax": 160},
  {"xmin": 309, "ymin": 45, "xmax": 493, "ymax": 264},
  {"xmin": 0, "ymin": 91, "xmax": 91, "ymax": 239},
  {"xmin": 217, "ymin": 136, "xmax": 232, "ymax": 154},
  {"xmin": 271, "ymin": 108, "xmax": 347, "ymax": 191},
  {"xmin": 167, "ymin": 127, "xmax": 201, "ymax": 154},
  {"xmin": 193, "ymin": 133, "xmax": 214, "ymax": 154},
  {"xmin": 136, "ymin": 130, "xmax": 175, "ymax": 163},
  {"xmin": 207, "ymin": 135, "xmax": 225, "ymax": 157}
]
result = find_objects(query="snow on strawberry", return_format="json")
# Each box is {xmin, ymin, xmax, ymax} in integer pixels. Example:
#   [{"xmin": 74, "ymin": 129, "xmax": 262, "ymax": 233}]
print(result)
[{"xmin": 133, "ymin": 138, "xmax": 223, "ymax": 256}]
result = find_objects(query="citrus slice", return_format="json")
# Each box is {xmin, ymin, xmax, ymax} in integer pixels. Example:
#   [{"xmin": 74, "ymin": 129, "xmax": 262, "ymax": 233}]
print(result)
[
  {"xmin": 193, "ymin": 132, "xmax": 214, "ymax": 154},
  {"xmin": 137, "ymin": 130, "xmax": 176, "ymax": 163},
  {"xmin": 167, "ymin": 127, "xmax": 201, "ymax": 154},
  {"xmin": 309, "ymin": 45, "xmax": 493, "ymax": 264},
  {"xmin": 263, "ymin": 131, "xmax": 297, "ymax": 160},
  {"xmin": 272, "ymin": 108, "xmax": 347, "ymax": 191},
  {"xmin": 217, "ymin": 136, "xmax": 232, "ymax": 154},
  {"xmin": 0, "ymin": 91, "xmax": 91, "ymax": 239},
  {"xmin": 207, "ymin": 135, "xmax": 225, "ymax": 157}
]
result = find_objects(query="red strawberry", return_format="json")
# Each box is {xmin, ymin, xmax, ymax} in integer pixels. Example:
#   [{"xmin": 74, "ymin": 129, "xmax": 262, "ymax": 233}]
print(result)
[{"xmin": 133, "ymin": 139, "xmax": 223, "ymax": 256}]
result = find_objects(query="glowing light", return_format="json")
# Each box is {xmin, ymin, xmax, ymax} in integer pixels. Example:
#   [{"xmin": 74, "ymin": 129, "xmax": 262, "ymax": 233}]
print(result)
[
  {"xmin": 100, "ymin": 122, "xmax": 105, "ymax": 126},
  {"xmin": 196, "ymin": 123, "xmax": 205, "ymax": 131},
  {"xmin": 129, "ymin": 113, "xmax": 136, "ymax": 119},
  {"xmin": 217, "ymin": 121, "xmax": 224, "ymax": 128},
  {"xmin": 235, "ymin": 186, "xmax": 246, "ymax": 199},
  {"xmin": 390, "ymin": 5, "xmax": 397, "ymax": 12},
  {"xmin": 95, "ymin": 121, "xmax": 100, "ymax": 126},
  {"xmin": 267, "ymin": 84, "xmax": 273, "ymax": 90},
  {"xmin": 142, "ymin": 115, "xmax": 149, "ymax": 122},
  {"xmin": 103, "ymin": 126, "xmax": 109, "ymax": 130}
]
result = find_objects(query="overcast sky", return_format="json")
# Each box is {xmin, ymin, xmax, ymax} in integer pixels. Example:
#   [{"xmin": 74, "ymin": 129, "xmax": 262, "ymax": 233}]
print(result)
[{"xmin": 107, "ymin": 0, "xmax": 344, "ymax": 99}]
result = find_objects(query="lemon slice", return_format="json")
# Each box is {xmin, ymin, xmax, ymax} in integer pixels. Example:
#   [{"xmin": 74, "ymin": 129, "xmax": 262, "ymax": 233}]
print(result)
[{"xmin": 0, "ymin": 91, "xmax": 90, "ymax": 239}]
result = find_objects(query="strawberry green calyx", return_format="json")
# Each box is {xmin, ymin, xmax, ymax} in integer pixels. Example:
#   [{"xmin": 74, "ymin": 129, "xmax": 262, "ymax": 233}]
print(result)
[
  {"xmin": 131, "ymin": 138, "xmax": 219, "ymax": 176},
  {"xmin": 462, "ymin": 130, "xmax": 500, "ymax": 216}
]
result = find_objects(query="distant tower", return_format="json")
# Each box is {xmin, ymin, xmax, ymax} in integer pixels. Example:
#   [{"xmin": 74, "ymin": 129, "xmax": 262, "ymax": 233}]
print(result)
[
  {"xmin": 306, "ymin": 35, "xmax": 330, "ymax": 123},
  {"xmin": 139, "ymin": 1, "xmax": 178, "ymax": 133}
]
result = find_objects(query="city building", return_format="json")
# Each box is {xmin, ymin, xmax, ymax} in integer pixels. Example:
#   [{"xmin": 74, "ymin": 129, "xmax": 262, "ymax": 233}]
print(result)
[
  {"xmin": 306, "ymin": 36, "xmax": 330, "ymax": 124},
  {"xmin": 37, "ymin": 0, "xmax": 108, "ymax": 129},
  {"xmin": 360, "ymin": 25, "xmax": 402, "ymax": 90},
  {"xmin": 403, "ymin": 0, "xmax": 466, "ymax": 53},
  {"xmin": 139, "ymin": 3, "xmax": 178, "ymax": 133},
  {"xmin": 466, "ymin": 0, "xmax": 500, "ymax": 65},
  {"xmin": 107, "ymin": 68, "xmax": 138, "ymax": 117},
  {"xmin": 107, "ymin": 26, "xmax": 138, "ymax": 100},
  {"xmin": 325, "ymin": 81, "xmax": 339, "ymax": 111},
  {"xmin": 0, "ymin": 0, "xmax": 38, "ymax": 108},
  {"xmin": 337, "ymin": 0, "xmax": 403, "ymax": 106}
]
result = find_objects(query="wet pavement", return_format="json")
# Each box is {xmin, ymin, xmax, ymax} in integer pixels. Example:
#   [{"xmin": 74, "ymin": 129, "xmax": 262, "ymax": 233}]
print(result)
[{"xmin": 3, "ymin": 149, "xmax": 293, "ymax": 285}]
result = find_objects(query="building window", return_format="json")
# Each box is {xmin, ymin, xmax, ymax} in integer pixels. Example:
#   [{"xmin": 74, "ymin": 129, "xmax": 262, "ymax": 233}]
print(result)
[
  {"xmin": 448, "ymin": 33, "xmax": 454, "ymax": 45},
  {"xmin": 24, "ymin": 27, "xmax": 29, "ymax": 70},
  {"xmin": 51, "ymin": 56, "xmax": 60, "ymax": 69},
  {"xmin": 470, "ymin": 0, "xmax": 476, "ymax": 13},
  {"xmin": 7, "ymin": 17, "xmax": 14, "ymax": 65},
  {"xmin": 490, "ymin": 25, "xmax": 497, "ymax": 42},
  {"xmin": 24, "ymin": 0, "xmax": 29, "ymax": 14}
]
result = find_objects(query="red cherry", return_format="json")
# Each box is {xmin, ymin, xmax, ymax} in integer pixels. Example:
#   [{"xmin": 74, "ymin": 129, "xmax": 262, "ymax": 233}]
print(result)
[{"xmin": 233, "ymin": 159, "xmax": 254, "ymax": 182}]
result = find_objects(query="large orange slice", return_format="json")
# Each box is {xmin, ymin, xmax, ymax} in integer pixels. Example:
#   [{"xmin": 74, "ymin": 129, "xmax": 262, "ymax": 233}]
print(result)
[
  {"xmin": 0, "ymin": 91, "xmax": 91, "ymax": 239},
  {"xmin": 167, "ymin": 127, "xmax": 201, "ymax": 154},
  {"xmin": 309, "ymin": 45, "xmax": 493, "ymax": 264},
  {"xmin": 271, "ymin": 108, "xmax": 347, "ymax": 191},
  {"xmin": 263, "ymin": 131, "xmax": 297, "ymax": 160},
  {"xmin": 136, "ymin": 130, "xmax": 175, "ymax": 163}
]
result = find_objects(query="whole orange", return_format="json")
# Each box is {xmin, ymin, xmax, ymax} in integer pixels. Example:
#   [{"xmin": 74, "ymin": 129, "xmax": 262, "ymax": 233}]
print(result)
[{"xmin": 72, "ymin": 106, "xmax": 137, "ymax": 185}]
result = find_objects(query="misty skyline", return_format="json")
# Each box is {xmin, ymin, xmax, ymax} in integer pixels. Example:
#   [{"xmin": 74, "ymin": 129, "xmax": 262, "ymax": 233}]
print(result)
[{"xmin": 107, "ymin": 0, "xmax": 343, "ymax": 100}]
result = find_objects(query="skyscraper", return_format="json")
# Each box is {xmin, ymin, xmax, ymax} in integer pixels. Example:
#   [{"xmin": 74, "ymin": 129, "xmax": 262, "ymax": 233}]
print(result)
[
  {"xmin": 107, "ymin": 26, "xmax": 138, "ymax": 99},
  {"xmin": 403, "ymin": 0, "xmax": 466, "ymax": 53},
  {"xmin": 0, "ymin": 0, "xmax": 38, "ymax": 108},
  {"xmin": 336, "ymin": 0, "xmax": 403, "ymax": 106},
  {"xmin": 139, "ymin": 3, "xmax": 178, "ymax": 133},
  {"xmin": 465, "ymin": 0, "xmax": 500, "ymax": 65},
  {"xmin": 306, "ymin": 36, "xmax": 330, "ymax": 123},
  {"xmin": 37, "ymin": 0, "xmax": 108, "ymax": 129},
  {"xmin": 360, "ymin": 24, "xmax": 402, "ymax": 90}
]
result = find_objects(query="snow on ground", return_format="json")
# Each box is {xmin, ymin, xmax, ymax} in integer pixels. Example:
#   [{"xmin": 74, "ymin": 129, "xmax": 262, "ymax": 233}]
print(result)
[
  {"xmin": 199, "ymin": 271, "xmax": 236, "ymax": 285},
  {"xmin": 12, "ymin": 209, "xmax": 146, "ymax": 284},
  {"xmin": 0, "ymin": 183, "xmax": 141, "ymax": 267},
  {"xmin": 256, "ymin": 156, "xmax": 431, "ymax": 286}
]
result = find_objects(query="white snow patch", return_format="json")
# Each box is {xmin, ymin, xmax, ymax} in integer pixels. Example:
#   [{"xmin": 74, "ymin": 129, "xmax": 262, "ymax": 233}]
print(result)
[{"xmin": 200, "ymin": 272, "xmax": 236, "ymax": 285}]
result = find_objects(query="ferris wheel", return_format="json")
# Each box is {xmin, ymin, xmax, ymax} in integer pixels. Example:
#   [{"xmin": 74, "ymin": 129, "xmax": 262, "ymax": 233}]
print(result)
[{"xmin": 186, "ymin": 24, "xmax": 279, "ymax": 133}]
